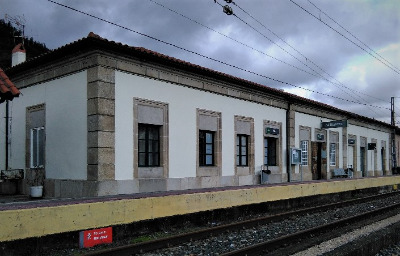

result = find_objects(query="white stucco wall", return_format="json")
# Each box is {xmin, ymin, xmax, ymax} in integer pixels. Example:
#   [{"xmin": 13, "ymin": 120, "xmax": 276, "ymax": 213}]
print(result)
[
  {"xmin": 348, "ymin": 125, "xmax": 390, "ymax": 172},
  {"xmin": 115, "ymin": 71, "xmax": 287, "ymax": 180},
  {"xmin": 295, "ymin": 112, "xmax": 389, "ymax": 173},
  {"xmin": 6, "ymin": 71, "xmax": 87, "ymax": 180},
  {"xmin": 295, "ymin": 113, "xmax": 343, "ymax": 173}
]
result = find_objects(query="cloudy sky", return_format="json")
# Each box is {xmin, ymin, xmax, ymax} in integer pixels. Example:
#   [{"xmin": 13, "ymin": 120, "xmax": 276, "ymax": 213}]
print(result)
[{"xmin": 2, "ymin": 0, "xmax": 399, "ymax": 124}]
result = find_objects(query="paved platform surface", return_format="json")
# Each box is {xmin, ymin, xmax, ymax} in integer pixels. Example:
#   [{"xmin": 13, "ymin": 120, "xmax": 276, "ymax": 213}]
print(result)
[
  {"xmin": 1, "ymin": 176, "xmax": 400, "ymax": 242},
  {"xmin": 0, "ymin": 179, "xmax": 331, "ymax": 210}
]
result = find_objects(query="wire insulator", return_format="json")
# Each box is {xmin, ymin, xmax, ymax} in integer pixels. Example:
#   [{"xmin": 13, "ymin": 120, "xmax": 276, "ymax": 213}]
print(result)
[
  {"xmin": 224, "ymin": 0, "xmax": 233, "ymax": 3},
  {"xmin": 223, "ymin": 5, "xmax": 233, "ymax": 15}
]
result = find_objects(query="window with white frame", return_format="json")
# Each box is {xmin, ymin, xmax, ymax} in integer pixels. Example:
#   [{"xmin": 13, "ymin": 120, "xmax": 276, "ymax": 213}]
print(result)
[
  {"xmin": 301, "ymin": 140, "xmax": 308, "ymax": 166},
  {"xmin": 30, "ymin": 127, "xmax": 45, "ymax": 168},
  {"xmin": 329, "ymin": 143, "xmax": 336, "ymax": 166}
]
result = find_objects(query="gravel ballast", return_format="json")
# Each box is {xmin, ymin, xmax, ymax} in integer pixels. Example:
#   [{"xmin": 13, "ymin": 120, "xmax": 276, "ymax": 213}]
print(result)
[{"xmin": 140, "ymin": 193, "xmax": 400, "ymax": 255}]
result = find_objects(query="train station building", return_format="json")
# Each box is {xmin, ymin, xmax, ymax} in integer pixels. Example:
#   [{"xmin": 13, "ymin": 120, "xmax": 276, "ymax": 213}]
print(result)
[{"xmin": 0, "ymin": 32, "xmax": 396, "ymax": 198}]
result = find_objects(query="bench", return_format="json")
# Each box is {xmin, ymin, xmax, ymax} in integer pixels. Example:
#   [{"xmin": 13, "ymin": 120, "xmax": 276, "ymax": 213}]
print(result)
[
  {"xmin": 332, "ymin": 168, "xmax": 353, "ymax": 178},
  {"xmin": 0, "ymin": 169, "xmax": 24, "ymax": 181}
]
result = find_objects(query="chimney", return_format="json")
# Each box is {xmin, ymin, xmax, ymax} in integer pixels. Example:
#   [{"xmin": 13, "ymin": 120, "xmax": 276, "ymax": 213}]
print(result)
[{"xmin": 12, "ymin": 43, "xmax": 26, "ymax": 67}]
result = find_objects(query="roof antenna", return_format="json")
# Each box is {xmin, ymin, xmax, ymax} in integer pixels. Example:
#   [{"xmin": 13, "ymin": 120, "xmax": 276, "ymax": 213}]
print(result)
[{"xmin": 5, "ymin": 14, "xmax": 27, "ymax": 47}]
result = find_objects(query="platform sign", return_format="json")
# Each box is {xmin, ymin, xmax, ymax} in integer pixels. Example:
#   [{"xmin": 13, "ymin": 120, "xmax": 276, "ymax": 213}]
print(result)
[{"xmin": 79, "ymin": 227, "xmax": 112, "ymax": 248}]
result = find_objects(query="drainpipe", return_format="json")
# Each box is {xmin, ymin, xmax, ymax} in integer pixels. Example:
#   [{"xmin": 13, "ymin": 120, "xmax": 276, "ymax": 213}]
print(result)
[
  {"xmin": 286, "ymin": 102, "xmax": 291, "ymax": 182},
  {"xmin": 5, "ymin": 100, "xmax": 9, "ymax": 170}
]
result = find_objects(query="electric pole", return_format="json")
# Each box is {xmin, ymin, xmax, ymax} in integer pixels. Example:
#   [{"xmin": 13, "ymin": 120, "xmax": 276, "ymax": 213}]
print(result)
[
  {"xmin": 391, "ymin": 97, "xmax": 397, "ymax": 170},
  {"xmin": 391, "ymin": 97, "xmax": 395, "ymax": 126}
]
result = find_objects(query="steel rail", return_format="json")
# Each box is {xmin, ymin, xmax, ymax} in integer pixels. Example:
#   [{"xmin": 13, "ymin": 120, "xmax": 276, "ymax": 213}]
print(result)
[
  {"xmin": 84, "ymin": 191, "xmax": 400, "ymax": 256},
  {"xmin": 221, "ymin": 201, "xmax": 400, "ymax": 256}
]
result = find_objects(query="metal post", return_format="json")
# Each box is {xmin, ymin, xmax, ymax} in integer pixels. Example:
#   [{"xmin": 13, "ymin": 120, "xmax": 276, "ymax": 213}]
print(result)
[{"xmin": 391, "ymin": 97, "xmax": 395, "ymax": 126}]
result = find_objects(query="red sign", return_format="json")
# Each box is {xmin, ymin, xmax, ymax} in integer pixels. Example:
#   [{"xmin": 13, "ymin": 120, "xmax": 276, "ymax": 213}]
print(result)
[{"xmin": 80, "ymin": 227, "xmax": 113, "ymax": 248}]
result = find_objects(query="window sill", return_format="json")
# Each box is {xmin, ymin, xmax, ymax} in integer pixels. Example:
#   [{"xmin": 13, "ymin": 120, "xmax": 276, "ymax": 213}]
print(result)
[
  {"xmin": 138, "ymin": 167, "xmax": 164, "ymax": 178},
  {"xmin": 198, "ymin": 166, "xmax": 219, "ymax": 177},
  {"xmin": 236, "ymin": 166, "xmax": 250, "ymax": 176}
]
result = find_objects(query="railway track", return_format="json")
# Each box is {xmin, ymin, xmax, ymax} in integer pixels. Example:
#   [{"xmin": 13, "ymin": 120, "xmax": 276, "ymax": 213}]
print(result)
[
  {"xmin": 84, "ymin": 191, "xmax": 400, "ymax": 256},
  {"xmin": 222, "ymin": 201, "xmax": 400, "ymax": 255}
]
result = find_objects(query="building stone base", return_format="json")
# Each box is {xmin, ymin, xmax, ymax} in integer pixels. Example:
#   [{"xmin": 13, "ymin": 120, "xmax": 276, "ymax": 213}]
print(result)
[
  {"xmin": 40, "ymin": 174, "xmax": 268, "ymax": 198},
  {"xmin": 39, "ymin": 168, "xmax": 391, "ymax": 198},
  {"xmin": 292, "ymin": 171, "xmax": 311, "ymax": 182},
  {"xmin": 353, "ymin": 171, "xmax": 363, "ymax": 178},
  {"xmin": 383, "ymin": 169, "xmax": 393, "ymax": 176}
]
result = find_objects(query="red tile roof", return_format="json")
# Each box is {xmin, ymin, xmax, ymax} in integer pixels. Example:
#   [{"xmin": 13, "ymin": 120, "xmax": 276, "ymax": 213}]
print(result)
[
  {"xmin": 0, "ymin": 68, "xmax": 20, "ymax": 103},
  {"xmin": 5, "ymin": 32, "xmax": 393, "ymax": 128}
]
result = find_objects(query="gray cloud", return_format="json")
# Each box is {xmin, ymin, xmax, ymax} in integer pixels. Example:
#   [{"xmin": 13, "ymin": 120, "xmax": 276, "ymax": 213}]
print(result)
[{"xmin": 1, "ymin": 0, "xmax": 399, "ymax": 123}]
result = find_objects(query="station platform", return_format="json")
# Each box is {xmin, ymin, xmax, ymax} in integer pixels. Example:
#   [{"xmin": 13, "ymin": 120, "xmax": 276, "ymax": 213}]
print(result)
[{"xmin": 1, "ymin": 176, "xmax": 400, "ymax": 243}]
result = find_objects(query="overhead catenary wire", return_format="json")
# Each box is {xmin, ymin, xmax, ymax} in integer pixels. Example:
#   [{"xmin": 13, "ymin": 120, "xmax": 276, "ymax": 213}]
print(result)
[
  {"xmin": 47, "ymin": 0, "xmax": 391, "ymax": 112},
  {"xmin": 217, "ymin": 0, "xmax": 388, "ymax": 118},
  {"xmin": 149, "ymin": 0, "xmax": 323, "ymax": 79},
  {"xmin": 214, "ymin": 0, "xmax": 327, "ymax": 80},
  {"xmin": 230, "ymin": 0, "xmax": 390, "ymax": 105},
  {"xmin": 151, "ymin": 2, "xmax": 387, "ymax": 123},
  {"xmin": 152, "ymin": 0, "xmax": 385, "ymax": 119},
  {"xmin": 307, "ymin": 0, "xmax": 400, "ymax": 73},
  {"xmin": 148, "ymin": 0, "xmax": 337, "ymax": 90},
  {"xmin": 289, "ymin": 0, "xmax": 400, "ymax": 75},
  {"xmin": 226, "ymin": 0, "xmax": 391, "ymax": 116}
]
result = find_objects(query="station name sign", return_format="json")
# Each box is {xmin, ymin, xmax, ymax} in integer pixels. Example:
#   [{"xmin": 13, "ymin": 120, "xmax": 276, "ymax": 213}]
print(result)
[{"xmin": 321, "ymin": 120, "xmax": 347, "ymax": 129}]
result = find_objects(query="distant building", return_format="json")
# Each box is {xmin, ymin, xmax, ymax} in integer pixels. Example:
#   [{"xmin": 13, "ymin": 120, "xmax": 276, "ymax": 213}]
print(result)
[{"xmin": 0, "ymin": 33, "xmax": 395, "ymax": 198}]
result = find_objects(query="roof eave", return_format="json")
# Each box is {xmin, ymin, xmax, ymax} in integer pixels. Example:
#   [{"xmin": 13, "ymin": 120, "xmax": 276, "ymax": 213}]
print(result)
[{"xmin": 5, "ymin": 33, "xmax": 393, "ymax": 128}]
